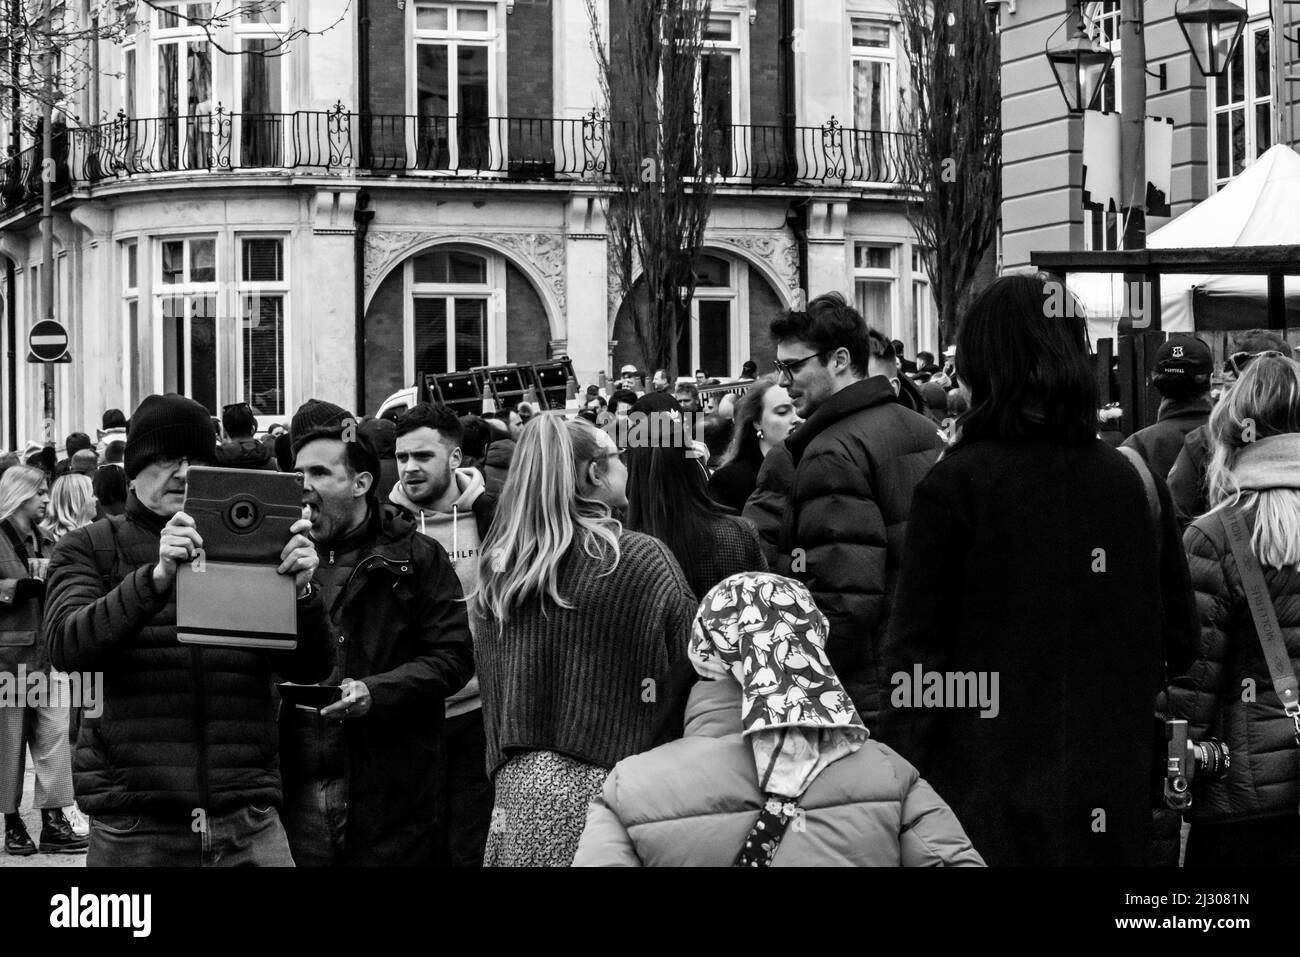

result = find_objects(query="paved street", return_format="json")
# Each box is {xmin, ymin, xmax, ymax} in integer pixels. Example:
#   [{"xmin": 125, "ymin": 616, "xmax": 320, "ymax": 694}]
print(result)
[{"xmin": 0, "ymin": 767, "xmax": 85, "ymax": 869}]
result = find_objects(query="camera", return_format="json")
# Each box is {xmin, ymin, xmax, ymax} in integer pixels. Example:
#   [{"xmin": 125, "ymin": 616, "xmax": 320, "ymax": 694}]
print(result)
[{"xmin": 1164, "ymin": 719, "xmax": 1230, "ymax": 812}]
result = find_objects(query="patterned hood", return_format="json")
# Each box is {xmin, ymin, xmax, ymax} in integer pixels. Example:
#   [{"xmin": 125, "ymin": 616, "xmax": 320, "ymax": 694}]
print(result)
[{"xmin": 690, "ymin": 572, "xmax": 868, "ymax": 799}]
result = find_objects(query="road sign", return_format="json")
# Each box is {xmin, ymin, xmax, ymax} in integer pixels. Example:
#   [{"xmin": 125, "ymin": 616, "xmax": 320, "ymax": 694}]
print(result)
[{"xmin": 27, "ymin": 319, "xmax": 70, "ymax": 363}]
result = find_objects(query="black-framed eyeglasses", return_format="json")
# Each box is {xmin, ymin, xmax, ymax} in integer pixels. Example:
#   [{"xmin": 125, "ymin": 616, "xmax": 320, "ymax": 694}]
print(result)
[
  {"xmin": 1227, "ymin": 350, "xmax": 1286, "ymax": 377},
  {"xmin": 773, "ymin": 350, "xmax": 830, "ymax": 379}
]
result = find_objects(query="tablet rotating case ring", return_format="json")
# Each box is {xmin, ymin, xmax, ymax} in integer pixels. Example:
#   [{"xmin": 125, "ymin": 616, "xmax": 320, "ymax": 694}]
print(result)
[{"xmin": 177, "ymin": 467, "xmax": 303, "ymax": 650}]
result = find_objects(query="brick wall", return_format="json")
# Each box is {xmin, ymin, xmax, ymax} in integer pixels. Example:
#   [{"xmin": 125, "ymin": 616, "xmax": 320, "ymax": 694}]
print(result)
[
  {"xmin": 504, "ymin": 262, "xmax": 551, "ymax": 363},
  {"xmin": 750, "ymin": 0, "xmax": 781, "ymax": 127},
  {"xmin": 747, "ymin": 268, "xmax": 780, "ymax": 372},
  {"xmin": 507, "ymin": 0, "xmax": 554, "ymax": 117},
  {"xmin": 365, "ymin": 0, "xmax": 406, "ymax": 115}
]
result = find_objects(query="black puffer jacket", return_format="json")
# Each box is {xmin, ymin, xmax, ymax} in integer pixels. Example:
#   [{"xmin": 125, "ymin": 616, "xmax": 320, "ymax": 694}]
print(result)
[
  {"xmin": 43, "ymin": 492, "xmax": 333, "ymax": 816},
  {"xmin": 777, "ymin": 377, "xmax": 944, "ymax": 725},
  {"xmin": 741, "ymin": 442, "xmax": 794, "ymax": 567},
  {"xmin": 1173, "ymin": 508, "xmax": 1300, "ymax": 824}
]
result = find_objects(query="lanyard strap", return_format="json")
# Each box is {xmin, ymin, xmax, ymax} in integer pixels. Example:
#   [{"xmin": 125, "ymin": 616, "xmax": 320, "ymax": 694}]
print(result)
[{"xmin": 1220, "ymin": 507, "xmax": 1300, "ymax": 743}]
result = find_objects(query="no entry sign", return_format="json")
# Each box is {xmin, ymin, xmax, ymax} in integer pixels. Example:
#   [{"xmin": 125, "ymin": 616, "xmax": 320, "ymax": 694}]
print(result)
[{"xmin": 27, "ymin": 319, "xmax": 70, "ymax": 363}]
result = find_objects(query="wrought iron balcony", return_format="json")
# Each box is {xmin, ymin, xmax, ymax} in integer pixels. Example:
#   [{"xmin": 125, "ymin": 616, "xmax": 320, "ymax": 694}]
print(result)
[{"xmin": 0, "ymin": 106, "xmax": 920, "ymax": 216}]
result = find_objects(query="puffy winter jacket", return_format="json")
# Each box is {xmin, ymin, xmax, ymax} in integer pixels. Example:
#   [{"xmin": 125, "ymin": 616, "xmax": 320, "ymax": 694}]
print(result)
[
  {"xmin": 43, "ymin": 492, "xmax": 333, "ymax": 816},
  {"xmin": 740, "ymin": 442, "xmax": 793, "ymax": 567},
  {"xmin": 1173, "ymin": 508, "xmax": 1300, "ymax": 823},
  {"xmin": 1168, "ymin": 424, "xmax": 1213, "ymax": 529},
  {"xmin": 572, "ymin": 679, "xmax": 985, "ymax": 867},
  {"xmin": 483, "ymin": 438, "xmax": 516, "ymax": 499},
  {"xmin": 777, "ymin": 376, "xmax": 944, "ymax": 725}
]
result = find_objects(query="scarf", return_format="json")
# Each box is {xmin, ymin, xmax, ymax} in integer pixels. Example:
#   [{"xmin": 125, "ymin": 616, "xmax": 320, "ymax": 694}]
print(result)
[{"xmin": 1230, "ymin": 433, "xmax": 1300, "ymax": 492}]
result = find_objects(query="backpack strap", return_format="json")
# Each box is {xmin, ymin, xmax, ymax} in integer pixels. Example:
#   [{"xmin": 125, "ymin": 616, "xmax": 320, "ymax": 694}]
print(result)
[
  {"xmin": 1219, "ymin": 506, "xmax": 1300, "ymax": 744},
  {"xmin": 84, "ymin": 514, "xmax": 124, "ymax": 592}
]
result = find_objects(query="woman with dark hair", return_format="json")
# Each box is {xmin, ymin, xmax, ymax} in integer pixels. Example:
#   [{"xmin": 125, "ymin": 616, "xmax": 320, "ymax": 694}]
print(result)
[
  {"xmin": 879, "ymin": 273, "xmax": 1198, "ymax": 866},
  {"xmin": 626, "ymin": 415, "xmax": 767, "ymax": 599},
  {"xmin": 708, "ymin": 378, "xmax": 801, "ymax": 512}
]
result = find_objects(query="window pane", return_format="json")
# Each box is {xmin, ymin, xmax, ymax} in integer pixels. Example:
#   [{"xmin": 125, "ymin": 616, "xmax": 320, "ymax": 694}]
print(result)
[
  {"xmin": 856, "ymin": 244, "xmax": 892, "ymax": 270},
  {"xmin": 414, "ymin": 297, "xmax": 449, "ymax": 374},
  {"xmin": 242, "ymin": 40, "xmax": 282, "ymax": 114},
  {"xmin": 242, "ymin": 238, "xmax": 283, "ymax": 282},
  {"xmin": 701, "ymin": 52, "xmax": 733, "ymax": 128},
  {"xmin": 125, "ymin": 243, "xmax": 138, "ymax": 288},
  {"xmin": 453, "ymin": 298, "xmax": 487, "ymax": 369},
  {"xmin": 162, "ymin": 241, "xmax": 184, "ymax": 284},
  {"xmin": 698, "ymin": 300, "xmax": 731, "ymax": 381},
  {"xmin": 704, "ymin": 16, "xmax": 731, "ymax": 41},
  {"xmin": 853, "ymin": 60, "xmax": 888, "ymax": 130},
  {"xmin": 417, "ymin": 5, "xmax": 449, "ymax": 30},
  {"xmin": 457, "ymin": 8, "xmax": 489, "ymax": 32},
  {"xmin": 188, "ymin": 42, "xmax": 211, "ymax": 113},
  {"xmin": 1216, "ymin": 113, "xmax": 1230, "ymax": 180},
  {"xmin": 694, "ymin": 256, "xmax": 729, "ymax": 287},
  {"xmin": 1256, "ymin": 103, "xmax": 1271, "ymax": 156},
  {"xmin": 243, "ymin": 294, "xmax": 284, "ymax": 415},
  {"xmin": 191, "ymin": 297, "xmax": 217, "ymax": 413},
  {"xmin": 457, "ymin": 45, "xmax": 490, "ymax": 167},
  {"xmin": 242, "ymin": 1, "xmax": 283, "ymax": 24},
  {"xmin": 448, "ymin": 250, "xmax": 486, "ymax": 283},
  {"xmin": 163, "ymin": 296, "xmax": 184, "ymax": 392},
  {"xmin": 1255, "ymin": 28, "xmax": 1270, "ymax": 98},
  {"xmin": 157, "ymin": 1, "xmax": 180, "ymax": 29},
  {"xmin": 125, "ymin": 48, "xmax": 136, "ymax": 117},
  {"xmin": 417, "ymin": 44, "xmax": 450, "ymax": 117},
  {"xmin": 191, "ymin": 239, "xmax": 216, "ymax": 283},
  {"xmin": 413, "ymin": 251, "xmax": 448, "ymax": 283},
  {"xmin": 159, "ymin": 43, "xmax": 179, "ymax": 116},
  {"xmin": 1229, "ymin": 39, "xmax": 1245, "ymax": 105},
  {"xmin": 855, "ymin": 279, "xmax": 892, "ymax": 330},
  {"xmin": 852, "ymin": 21, "xmax": 890, "ymax": 48},
  {"xmin": 1231, "ymin": 108, "xmax": 1246, "ymax": 176},
  {"xmin": 127, "ymin": 300, "xmax": 142, "ymax": 409}
]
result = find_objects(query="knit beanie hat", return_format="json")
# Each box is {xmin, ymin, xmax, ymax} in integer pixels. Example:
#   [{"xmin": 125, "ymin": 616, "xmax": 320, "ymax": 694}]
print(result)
[
  {"xmin": 290, "ymin": 399, "xmax": 379, "ymax": 483},
  {"xmin": 124, "ymin": 393, "xmax": 218, "ymax": 479}
]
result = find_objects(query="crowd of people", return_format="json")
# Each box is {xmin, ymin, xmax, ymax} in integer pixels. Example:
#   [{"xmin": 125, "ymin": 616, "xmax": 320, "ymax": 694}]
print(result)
[{"xmin": 1, "ymin": 273, "xmax": 1297, "ymax": 867}]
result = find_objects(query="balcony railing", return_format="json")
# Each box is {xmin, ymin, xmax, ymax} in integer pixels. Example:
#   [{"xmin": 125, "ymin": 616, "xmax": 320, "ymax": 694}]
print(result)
[{"xmin": 0, "ymin": 105, "xmax": 919, "ymax": 216}]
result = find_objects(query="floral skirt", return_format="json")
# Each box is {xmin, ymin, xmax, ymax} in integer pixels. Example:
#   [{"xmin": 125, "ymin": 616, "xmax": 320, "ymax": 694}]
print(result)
[{"xmin": 482, "ymin": 750, "xmax": 608, "ymax": 867}]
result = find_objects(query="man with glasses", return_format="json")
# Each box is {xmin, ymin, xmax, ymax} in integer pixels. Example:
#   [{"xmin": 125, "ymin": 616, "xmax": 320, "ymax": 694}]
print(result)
[
  {"xmin": 1168, "ymin": 331, "xmax": 1294, "ymax": 528},
  {"xmin": 43, "ymin": 393, "xmax": 333, "ymax": 866},
  {"xmin": 769, "ymin": 292, "xmax": 944, "ymax": 727}
]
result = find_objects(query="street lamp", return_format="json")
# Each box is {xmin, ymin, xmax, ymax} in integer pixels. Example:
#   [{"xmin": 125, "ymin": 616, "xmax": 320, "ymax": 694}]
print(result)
[
  {"xmin": 1045, "ymin": 11, "xmax": 1115, "ymax": 113},
  {"xmin": 1175, "ymin": 0, "xmax": 1249, "ymax": 78}
]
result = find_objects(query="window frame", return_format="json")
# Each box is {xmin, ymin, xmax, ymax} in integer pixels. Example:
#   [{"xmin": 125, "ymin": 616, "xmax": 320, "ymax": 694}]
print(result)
[
  {"xmin": 852, "ymin": 241, "xmax": 900, "ymax": 345},
  {"xmin": 152, "ymin": 234, "xmax": 222, "ymax": 410},
  {"xmin": 848, "ymin": 16, "xmax": 898, "ymax": 133},
  {"xmin": 235, "ymin": 234, "xmax": 291, "ymax": 419},
  {"xmin": 687, "ymin": 253, "xmax": 749, "ymax": 379},
  {"xmin": 1208, "ymin": 17, "xmax": 1273, "ymax": 192},
  {"xmin": 403, "ymin": 245, "xmax": 503, "ymax": 381}
]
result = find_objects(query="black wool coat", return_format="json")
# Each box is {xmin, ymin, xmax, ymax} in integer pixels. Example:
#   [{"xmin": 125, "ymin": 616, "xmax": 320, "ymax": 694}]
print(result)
[{"xmin": 879, "ymin": 437, "xmax": 1198, "ymax": 866}]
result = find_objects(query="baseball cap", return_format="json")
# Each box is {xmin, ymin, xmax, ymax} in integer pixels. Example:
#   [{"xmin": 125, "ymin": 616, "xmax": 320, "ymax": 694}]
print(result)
[{"xmin": 1154, "ymin": 335, "xmax": 1212, "ymax": 379}]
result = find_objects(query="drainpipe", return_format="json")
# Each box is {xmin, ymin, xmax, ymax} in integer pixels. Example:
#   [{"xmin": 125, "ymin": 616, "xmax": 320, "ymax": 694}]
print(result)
[
  {"xmin": 358, "ymin": 0, "xmax": 370, "ymax": 165},
  {"xmin": 354, "ymin": 192, "xmax": 373, "ymax": 415}
]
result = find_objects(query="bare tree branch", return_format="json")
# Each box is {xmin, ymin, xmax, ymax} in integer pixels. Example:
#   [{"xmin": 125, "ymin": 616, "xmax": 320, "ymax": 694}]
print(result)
[{"xmin": 898, "ymin": 0, "xmax": 1001, "ymax": 348}]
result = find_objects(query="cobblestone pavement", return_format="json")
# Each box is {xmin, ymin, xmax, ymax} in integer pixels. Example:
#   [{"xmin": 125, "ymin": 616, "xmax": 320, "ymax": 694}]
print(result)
[{"xmin": 0, "ymin": 768, "xmax": 86, "ymax": 869}]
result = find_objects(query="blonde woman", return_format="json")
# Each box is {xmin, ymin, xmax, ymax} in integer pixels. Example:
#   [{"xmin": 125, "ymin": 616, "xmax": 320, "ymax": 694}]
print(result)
[
  {"xmin": 0, "ymin": 466, "xmax": 84, "ymax": 856},
  {"xmin": 470, "ymin": 415, "xmax": 695, "ymax": 867},
  {"xmin": 38, "ymin": 471, "xmax": 97, "ymax": 839},
  {"xmin": 41, "ymin": 473, "xmax": 97, "ymax": 543},
  {"xmin": 1172, "ymin": 354, "xmax": 1300, "ymax": 867}
]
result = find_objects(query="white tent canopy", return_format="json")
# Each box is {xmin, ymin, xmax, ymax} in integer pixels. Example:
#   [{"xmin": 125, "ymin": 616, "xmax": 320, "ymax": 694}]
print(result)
[{"xmin": 1072, "ymin": 144, "xmax": 1300, "ymax": 335}]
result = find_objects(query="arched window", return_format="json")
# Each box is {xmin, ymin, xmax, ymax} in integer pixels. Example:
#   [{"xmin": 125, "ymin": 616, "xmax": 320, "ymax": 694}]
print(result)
[
  {"xmin": 682, "ymin": 253, "xmax": 749, "ymax": 380},
  {"xmin": 404, "ymin": 247, "xmax": 502, "ymax": 379}
]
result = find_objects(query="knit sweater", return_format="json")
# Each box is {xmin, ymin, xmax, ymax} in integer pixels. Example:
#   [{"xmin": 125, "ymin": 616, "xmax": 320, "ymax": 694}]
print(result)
[
  {"xmin": 681, "ymin": 513, "xmax": 768, "ymax": 599},
  {"xmin": 476, "ymin": 530, "xmax": 696, "ymax": 777}
]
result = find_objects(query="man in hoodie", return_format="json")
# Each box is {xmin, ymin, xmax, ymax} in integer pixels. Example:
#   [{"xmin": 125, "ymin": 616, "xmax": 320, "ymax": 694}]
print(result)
[
  {"xmin": 215, "ymin": 402, "xmax": 276, "ymax": 471},
  {"xmin": 391, "ymin": 403, "xmax": 496, "ymax": 867}
]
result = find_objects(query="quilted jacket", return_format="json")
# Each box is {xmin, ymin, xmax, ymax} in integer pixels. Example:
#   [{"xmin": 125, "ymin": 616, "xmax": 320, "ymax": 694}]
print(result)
[
  {"xmin": 1173, "ymin": 508, "xmax": 1300, "ymax": 823},
  {"xmin": 572, "ymin": 678, "xmax": 985, "ymax": 867}
]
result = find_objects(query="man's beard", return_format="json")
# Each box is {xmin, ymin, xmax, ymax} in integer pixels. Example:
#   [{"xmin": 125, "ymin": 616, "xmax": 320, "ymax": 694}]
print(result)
[{"xmin": 406, "ymin": 467, "xmax": 454, "ymax": 507}]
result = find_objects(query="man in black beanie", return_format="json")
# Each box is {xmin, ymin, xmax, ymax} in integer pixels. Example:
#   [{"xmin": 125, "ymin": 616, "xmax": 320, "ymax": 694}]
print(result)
[
  {"xmin": 279, "ymin": 398, "xmax": 472, "ymax": 866},
  {"xmin": 42, "ymin": 393, "xmax": 333, "ymax": 867}
]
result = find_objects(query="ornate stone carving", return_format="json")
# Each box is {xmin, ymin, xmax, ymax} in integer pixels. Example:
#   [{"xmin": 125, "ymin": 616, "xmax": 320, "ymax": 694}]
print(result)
[
  {"xmin": 364, "ymin": 230, "xmax": 566, "ymax": 312},
  {"xmin": 708, "ymin": 231, "xmax": 801, "ymax": 293},
  {"xmin": 482, "ymin": 232, "xmax": 566, "ymax": 313},
  {"xmin": 363, "ymin": 231, "xmax": 430, "ymax": 292}
]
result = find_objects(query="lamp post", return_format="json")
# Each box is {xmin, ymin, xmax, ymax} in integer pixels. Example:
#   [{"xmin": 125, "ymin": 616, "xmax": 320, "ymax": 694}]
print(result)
[{"xmin": 1045, "ymin": 8, "xmax": 1114, "ymax": 112}]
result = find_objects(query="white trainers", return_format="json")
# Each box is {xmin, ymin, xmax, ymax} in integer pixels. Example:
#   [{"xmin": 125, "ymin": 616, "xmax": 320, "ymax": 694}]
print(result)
[{"xmin": 65, "ymin": 805, "xmax": 90, "ymax": 838}]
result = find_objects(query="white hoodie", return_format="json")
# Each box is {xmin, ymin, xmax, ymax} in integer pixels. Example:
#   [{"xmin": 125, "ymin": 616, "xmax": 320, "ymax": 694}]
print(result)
[{"xmin": 390, "ymin": 467, "xmax": 485, "ymax": 718}]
